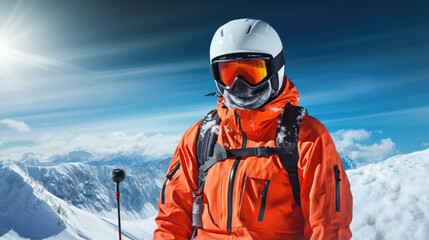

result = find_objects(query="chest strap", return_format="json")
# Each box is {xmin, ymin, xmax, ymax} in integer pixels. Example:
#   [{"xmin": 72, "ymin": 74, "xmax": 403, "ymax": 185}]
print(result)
[
  {"xmin": 199, "ymin": 142, "xmax": 296, "ymax": 173},
  {"xmin": 198, "ymin": 142, "xmax": 300, "ymax": 206}
]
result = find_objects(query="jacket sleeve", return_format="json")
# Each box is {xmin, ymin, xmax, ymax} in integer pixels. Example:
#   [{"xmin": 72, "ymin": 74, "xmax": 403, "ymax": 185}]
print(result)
[
  {"xmin": 153, "ymin": 120, "xmax": 202, "ymax": 240},
  {"xmin": 298, "ymin": 115, "xmax": 353, "ymax": 240}
]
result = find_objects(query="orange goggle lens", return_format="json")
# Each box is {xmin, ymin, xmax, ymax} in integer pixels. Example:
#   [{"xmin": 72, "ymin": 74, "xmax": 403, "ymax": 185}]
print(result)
[{"xmin": 218, "ymin": 59, "xmax": 268, "ymax": 86}]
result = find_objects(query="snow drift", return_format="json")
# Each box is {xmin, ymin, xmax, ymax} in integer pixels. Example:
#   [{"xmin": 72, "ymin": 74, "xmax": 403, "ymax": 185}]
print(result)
[{"xmin": 348, "ymin": 148, "xmax": 429, "ymax": 239}]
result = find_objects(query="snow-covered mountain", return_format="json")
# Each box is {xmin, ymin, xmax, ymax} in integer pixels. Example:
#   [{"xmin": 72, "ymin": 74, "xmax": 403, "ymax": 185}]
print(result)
[
  {"xmin": 21, "ymin": 160, "xmax": 168, "ymax": 219},
  {"xmin": 0, "ymin": 161, "xmax": 158, "ymax": 239},
  {"xmin": 0, "ymin": 163, "xmax": 66, "ymax": 239},
  {"xmin": 9, "ymin": 155, "xmax": 170, "ymax": 216},
  {"xmin": 48, "ymin": 151, "xmax": 97, "ymax": 165},
  {"xmin": 0, "ymin": 152, "xmax": 170, "ymax": 239},
  {"xmin": 22, "ymin": 150, "xmax": 170, "ymax": 168},
  {"xmin": 1, "ymin": 148, "xmax": 428, "ymax": 239}
]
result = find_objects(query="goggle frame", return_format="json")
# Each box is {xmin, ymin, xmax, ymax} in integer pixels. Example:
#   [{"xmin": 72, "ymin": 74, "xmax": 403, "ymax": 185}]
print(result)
[{"xmin": 210, "ymin": 50, "xmax": 285, "ymax": 87}]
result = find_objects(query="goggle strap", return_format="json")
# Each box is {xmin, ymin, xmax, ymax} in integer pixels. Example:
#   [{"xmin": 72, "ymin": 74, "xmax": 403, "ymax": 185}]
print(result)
[{"xmin": 268, "ymin": 49, "xmax": 285, "ymax": 75}]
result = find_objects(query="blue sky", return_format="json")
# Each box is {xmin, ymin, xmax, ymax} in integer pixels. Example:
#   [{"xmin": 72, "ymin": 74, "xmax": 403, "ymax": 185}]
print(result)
[{"xmin": 0, "ymin": 0, "xmax": 428, "ymax": 161}]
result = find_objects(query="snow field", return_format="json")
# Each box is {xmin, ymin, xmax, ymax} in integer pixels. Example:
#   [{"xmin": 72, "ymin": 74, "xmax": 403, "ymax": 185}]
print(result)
[{"xmin": 348, "ymin": 148, "xmax": 429, "ymax": 239}]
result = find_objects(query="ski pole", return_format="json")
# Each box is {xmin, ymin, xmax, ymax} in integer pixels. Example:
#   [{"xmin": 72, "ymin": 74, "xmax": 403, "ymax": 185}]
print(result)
[{"xmin": 111, "ymin": 169, "xmax": 126, "ymax": 240}]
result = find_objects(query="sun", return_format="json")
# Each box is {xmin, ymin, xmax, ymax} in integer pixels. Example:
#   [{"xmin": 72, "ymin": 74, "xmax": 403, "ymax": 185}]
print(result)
[
  {"xmin": 0, "ymin": 38, "xmax": 17, "ymax": 63},
  {"xmin": 0, "ymin": 38, "xmax": 11, "ymax": 59}
]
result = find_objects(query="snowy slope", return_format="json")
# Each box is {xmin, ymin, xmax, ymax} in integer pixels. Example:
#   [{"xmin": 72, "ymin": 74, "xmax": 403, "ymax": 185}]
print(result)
[
  {"xmin": 19, "ymin": 160, "xmax": 168, "ymax": 220},
  {"xmin": 0, "ymin": 161, "xmax": 158, "ymax": 239},
  {"xmin": 348, "ymin": 148, "xmax": 429, "ymax": 239},
  {"xmin": 0, "ymin": 164, "xmax": 65, "ymax": 239}
]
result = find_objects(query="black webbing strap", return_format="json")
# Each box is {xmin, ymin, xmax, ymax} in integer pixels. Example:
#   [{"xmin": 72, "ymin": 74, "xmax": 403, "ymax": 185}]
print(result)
[
  {"xmin": 268, "ymin": 49, "xmax": 286, "ymax": 76},
  {"xmin": 199, "ymin": 143, "xmax": 295, "ymax": 173},
  {"xmin": 278, "ymin": 147, "xmax": 301, "ymax": 206},
  {"xmin": 276, "ymin": 103, "xmax": 307, "ymax": 206}
]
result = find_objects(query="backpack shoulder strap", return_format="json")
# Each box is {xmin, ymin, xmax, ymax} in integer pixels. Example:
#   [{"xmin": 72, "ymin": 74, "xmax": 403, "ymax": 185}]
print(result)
[
  {"xmin": 193, "ymin": 110, "xmax": 220, "ymax": 230},
  {"xmin": 276, "ymin": 102, "xmax": 307, "ymax": 206},
  {"xmin": 196, "ymin": 110, "xmax": 220, "ymax": 187}
]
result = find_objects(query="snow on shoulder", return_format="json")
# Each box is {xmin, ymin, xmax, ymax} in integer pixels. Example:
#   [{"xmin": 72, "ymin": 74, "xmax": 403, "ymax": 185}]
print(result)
[{"xmin": 349, "ymin": 148, "xmax": 429, "ymax": 239}]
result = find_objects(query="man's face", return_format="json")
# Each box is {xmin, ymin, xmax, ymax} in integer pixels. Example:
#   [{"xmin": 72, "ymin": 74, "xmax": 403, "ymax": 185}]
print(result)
[
  {"xmin": 210, "ymin": 52, "xmax": 284, "ymax": 110},
  {"xmin": 218, "ymin": 75, "xmax": 275, "ymax": 110}
]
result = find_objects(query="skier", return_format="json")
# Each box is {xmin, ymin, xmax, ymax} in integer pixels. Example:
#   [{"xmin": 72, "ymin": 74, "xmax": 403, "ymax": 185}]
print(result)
[{"xmin": 154, "ymin": 19, "xmax": 352, "ymax": 239}]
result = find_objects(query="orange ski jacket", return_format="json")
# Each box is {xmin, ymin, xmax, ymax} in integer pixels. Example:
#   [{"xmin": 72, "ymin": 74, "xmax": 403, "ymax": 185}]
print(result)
[{"xmin": 154, "ymin": 77, "xmax": 353, "ymax": 239}]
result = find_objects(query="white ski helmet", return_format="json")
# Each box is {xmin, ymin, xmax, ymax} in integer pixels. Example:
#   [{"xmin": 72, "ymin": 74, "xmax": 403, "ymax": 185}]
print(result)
[{"xmin": 209, "ymin": 18, "xmax": 285, "ymax": 109}]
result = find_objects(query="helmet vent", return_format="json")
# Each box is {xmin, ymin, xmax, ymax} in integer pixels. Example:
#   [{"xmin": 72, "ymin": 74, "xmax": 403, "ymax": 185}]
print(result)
[
  {"xmin": 246, "ymin": 25, "xmax": 252, "ymax": 34},
  {"xmin": 221, "ymin": 29, "xmax": 224, "ymax": 37}
]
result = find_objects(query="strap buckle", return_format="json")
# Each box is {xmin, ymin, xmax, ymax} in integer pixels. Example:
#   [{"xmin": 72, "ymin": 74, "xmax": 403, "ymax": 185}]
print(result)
[{"xmin": 255, "ymin": 146, "xmax": 270, "ymax": 157}]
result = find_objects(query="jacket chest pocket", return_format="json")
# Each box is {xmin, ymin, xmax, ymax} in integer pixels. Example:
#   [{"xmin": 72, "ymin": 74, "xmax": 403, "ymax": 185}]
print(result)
[{"xmin": 239, "ymin": 172, "xmax": 305, "ymax": 233}]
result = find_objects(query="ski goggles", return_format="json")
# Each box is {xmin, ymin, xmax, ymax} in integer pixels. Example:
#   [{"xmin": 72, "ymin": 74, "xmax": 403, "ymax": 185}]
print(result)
[{"xmin": 210, "ymin": 50, "xmax": 285, "ymax": 87}]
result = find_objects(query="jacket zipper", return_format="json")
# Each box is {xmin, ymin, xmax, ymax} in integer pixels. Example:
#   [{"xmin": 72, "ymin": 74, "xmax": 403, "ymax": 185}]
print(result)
[
  {"xmin": 226, "ymin": 112, "xmax": 247, "ymax": 233},
  {"xmin": 334, "ymin": 165, "xmax": 341, "ymax": 212},
  {"xmin": 258, "ymin": 180, "xmax": 270, "ymax": 222},
  {"xmin": 161, "ymin": 162, "xmax": 181, "ymax": 204}
]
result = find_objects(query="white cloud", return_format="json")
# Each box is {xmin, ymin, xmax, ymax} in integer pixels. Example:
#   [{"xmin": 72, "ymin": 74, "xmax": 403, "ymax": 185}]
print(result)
[
  {"xmin": 0, "ymin": 119, "xmax": 30, "ymax": 132},
  {"xmin": 0, "ymin": 132, "xmax": 181, "ymax": 162},
  {"xmin": 331, "ymin": 129, "xmax": 397, "ymax": 167}
]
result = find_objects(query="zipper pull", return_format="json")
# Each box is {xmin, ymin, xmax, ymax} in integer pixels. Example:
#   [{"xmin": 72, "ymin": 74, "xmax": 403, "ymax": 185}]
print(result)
[
  {"xmin": 334, "ymin": 165, "xmax": 342, "ymax": 181},
  {"xmin": 333, "ymin": 165, "xmax": 341, "ymax": 212},
  {"xmin": 260, "ymin": 180, "xmax": 270, "ymax": 197},
  {"xmin": 258, "ymin": 180, "xmax": 271, "ymax": 222},
  {"xmin": 167, "ymin": 163, "xmax": 181, "ymax": 180}
]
